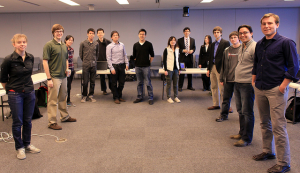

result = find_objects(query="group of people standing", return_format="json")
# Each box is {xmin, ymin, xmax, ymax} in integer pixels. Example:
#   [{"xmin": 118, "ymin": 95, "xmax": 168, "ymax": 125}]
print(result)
[{"xmin": 0, "ymin": 12, "xmax": 298, "ymax": 173}]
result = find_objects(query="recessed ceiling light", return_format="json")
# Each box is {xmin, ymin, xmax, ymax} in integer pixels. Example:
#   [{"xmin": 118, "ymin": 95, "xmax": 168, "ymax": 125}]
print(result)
[
  {"xmin": 284, "ymin": 0, "xmax": 294, "ymax": 1},
  {"xmin": 201, "ymin": 0, "xmax": 213, "ymax": 3},
  {"xmin": 0, "ymin": 5, "xmax": 4, "ymax": 7},
  {"xmin": 116, "ymin": 0, "xmax": 129, "ymax": 5},
  {"xmin": 59, "ymin": 0, "xmax": 80, "ymax": 6}
]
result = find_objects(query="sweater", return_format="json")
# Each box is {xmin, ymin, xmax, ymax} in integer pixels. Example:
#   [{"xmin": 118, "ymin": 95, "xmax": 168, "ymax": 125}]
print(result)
[{"xmin": 132, "ymin": 41, "xmax": 155, "ymax": 67}]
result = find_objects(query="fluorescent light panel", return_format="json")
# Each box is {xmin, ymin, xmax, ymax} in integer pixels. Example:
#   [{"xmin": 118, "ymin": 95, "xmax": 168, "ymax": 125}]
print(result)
[
  {"xmin": 116, "ymin": 0, "xmax": 129, "ymax": 5},
  {"xmin": 284, "ymin": 0, "xmax": 294, "ymax": 1},
  {"xmin": 0, "ymin": 5, "xmax": 4, "ymax": 7},
  {"xmin": 201, "ymin": 0, "xmax": 213, "ymax": 3},
  {"xmin": 59, "ymin": 0, "xmax": 80, "ymax": 6}
]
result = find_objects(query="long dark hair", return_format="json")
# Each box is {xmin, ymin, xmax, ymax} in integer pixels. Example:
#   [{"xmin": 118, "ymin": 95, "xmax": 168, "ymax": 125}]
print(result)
[
  {"xmin": 167, "ymin": 36, "xmax": 178, "ymax": 48},
  {"xmin": 203, "ymin": 35, "xmax": 212, "ymax": 46}
]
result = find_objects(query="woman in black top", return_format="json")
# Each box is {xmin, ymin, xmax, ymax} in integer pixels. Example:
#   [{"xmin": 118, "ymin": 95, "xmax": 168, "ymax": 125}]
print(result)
[
  {"xmin": 198, "ymin": 35, "xmax": 212, "ymax": 91},
  {"xmin": 0, "ymin": 34, "xmax": 41, "ymax": 160}
]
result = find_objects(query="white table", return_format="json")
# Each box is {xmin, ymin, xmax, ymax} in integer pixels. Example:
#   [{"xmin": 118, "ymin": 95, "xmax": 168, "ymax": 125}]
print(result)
[
  {"xmin": 158, "ymin": 68, "xmax": 208, "ymax": 99},
  {"xmin": 288, "ymin": 82, "xmax": 300, "ymax": 124}
]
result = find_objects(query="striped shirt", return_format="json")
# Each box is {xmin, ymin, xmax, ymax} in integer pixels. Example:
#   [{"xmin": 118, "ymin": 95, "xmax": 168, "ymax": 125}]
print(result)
[{"xmin": 106, "ymin": 42, "xmax": 128, "ymax": 71}]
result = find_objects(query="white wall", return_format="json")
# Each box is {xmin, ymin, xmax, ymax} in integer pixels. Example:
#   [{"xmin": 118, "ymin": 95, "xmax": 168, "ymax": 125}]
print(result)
[{"xmin": 0, "ymin": 8, "xmax": 299, "ymax": 59}]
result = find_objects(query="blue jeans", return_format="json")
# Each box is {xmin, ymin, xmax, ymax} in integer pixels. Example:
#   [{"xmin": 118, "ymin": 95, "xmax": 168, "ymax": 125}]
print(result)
[
  {"xmin": 234, "ymin": 83, "xmax": 255, "ymax": 143},
  {"xmin": 135, "ymin": 66, "xmax": 153, "ymax": 100},
  {"xmin": 8, "ymin": 90, "xmax": 35, "ymax": 150},
  {"xmin": 166, "ymin": 69, "xmax": 179, "ymax": 98},
  {"xmin": 220, "ymin": 82, "xmax": 235, "ymax": 117}
]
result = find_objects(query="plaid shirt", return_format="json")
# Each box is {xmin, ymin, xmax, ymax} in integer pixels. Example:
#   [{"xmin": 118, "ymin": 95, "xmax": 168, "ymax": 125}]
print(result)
[{"xmin": 67, "ymin": 47, "xmax": 74, "ymax": 71}]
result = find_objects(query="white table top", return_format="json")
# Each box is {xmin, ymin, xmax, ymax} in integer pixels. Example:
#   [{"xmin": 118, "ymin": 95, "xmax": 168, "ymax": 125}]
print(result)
[
  {"xmin": 76, "ymin": 69, "xmax": 136, "ymax": 75},
  {"xmin": 289, "ymin": 82, "xmax": 300, "ymax": 91},
  {"xmin": 159, "ymin": 68, "xmax": 207, "ymax": 74}
]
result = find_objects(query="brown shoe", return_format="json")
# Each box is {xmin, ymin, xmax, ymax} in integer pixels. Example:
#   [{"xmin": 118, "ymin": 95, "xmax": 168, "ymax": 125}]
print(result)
[
  {"xmin": 63, "ymin": 117, "xmax": 77, "ymax": 122},
  {"xmin": 229, "ymin": 107, "xmax": 233, "ymax": 113},
  {"xmin": 114, "ymin": 99, "xmax": 120, "ymax": 104},
  {"xmin": 207, "ymin": 106, "xmax": 220, "ymax": 110},
  {"xmin": 230, "ymin": 134, "xmax": 242, "ymax": 139},
  {"xmin": 48, "ymin": 123, "xmax": 62, "ymax": 130},
  {"xmin": 234, "ymin": 139, "xmax": 251, "ymax": 147},
  {"xmin": 119, "ymin": 98, "xmax": 126, "ymax": 102}
]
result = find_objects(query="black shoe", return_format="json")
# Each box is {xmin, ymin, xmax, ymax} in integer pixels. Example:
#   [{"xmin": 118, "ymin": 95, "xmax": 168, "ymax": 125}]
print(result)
[
  {"xmin": 253, "ymin": 152, "xmax": 276, "ymax": 161},
  {"xmin": 187, "ymin": 87, "xmax": 195, "ymax": 91},
  {"xmin": 179, "ymin": 88, "xmax": 182, "ymax": 92},
  {"xmin": 267, "ymin": 164, "xmax": 290, "ymax": 173},
  {"xmin": 149, "ymin": 100, "xmax": 154, "ymax": 105},
  {"xmin": 103, "ymin": 91, "xmax": 108, "ymax": 95},
  {"xmin": 216, "ymin": 116, "xmax": 228, "ymax": 122},
  {"xmin": 202, "ymin": 89, "xmax": 206, "ymax": 91},
  {"xmin": 133, "ymin": 99, "xmax": 142, "ymax": 103}
]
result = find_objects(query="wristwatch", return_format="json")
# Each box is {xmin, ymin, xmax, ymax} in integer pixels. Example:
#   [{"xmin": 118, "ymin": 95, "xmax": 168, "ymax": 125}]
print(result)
[{"xmin": 47, "ymin": 78, "xmax": 52, "ymax": 81}]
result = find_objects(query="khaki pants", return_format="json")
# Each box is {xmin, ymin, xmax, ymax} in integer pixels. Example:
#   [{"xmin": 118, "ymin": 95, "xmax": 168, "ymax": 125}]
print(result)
[
  {"xmin": 47, "ymin": 77, "xmax": 69, "ymax": 126},
  {"xmin": 210, "ymin": 65, "xmax": 223, "ymax": 106}
]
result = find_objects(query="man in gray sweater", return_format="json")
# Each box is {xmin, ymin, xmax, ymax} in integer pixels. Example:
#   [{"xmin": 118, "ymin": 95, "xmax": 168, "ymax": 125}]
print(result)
[
  {"xmin": 232, "ymin": 25, "xmax": 256, "ymax": 147},
  {"xmin": 216, "ymin": 31, "xmax": 241, "ymax": 122}
]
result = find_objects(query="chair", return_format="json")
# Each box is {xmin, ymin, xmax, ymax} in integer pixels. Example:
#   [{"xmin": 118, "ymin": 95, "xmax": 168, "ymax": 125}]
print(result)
[
  {"xmin": 32, "ymin": 57, "xmax": 41, "ymax": 74},
  {"xmin": 150, "ymin": 55, "xmax": 163, "ymax": 77}
]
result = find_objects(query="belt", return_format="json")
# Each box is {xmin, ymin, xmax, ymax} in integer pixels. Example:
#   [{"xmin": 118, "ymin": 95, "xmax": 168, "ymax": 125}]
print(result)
[{"xmin": 112, "ymin": 63, "xmax": 125, "ymax": 66}]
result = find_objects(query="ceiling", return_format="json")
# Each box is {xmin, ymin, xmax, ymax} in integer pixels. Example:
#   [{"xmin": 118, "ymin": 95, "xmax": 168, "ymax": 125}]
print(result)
[{"xmin": 0, "ymin": 0, "xmax": 299, "ymax": 13}]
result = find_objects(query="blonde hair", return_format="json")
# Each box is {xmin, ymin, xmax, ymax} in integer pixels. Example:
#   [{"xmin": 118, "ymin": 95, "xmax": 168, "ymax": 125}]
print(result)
[
  {"xmin": 11, "ymin": 34, "xmax": 28, "ymax": 44},
  {"xmin": 260, "ymin": 13, "xmax": 280, "ymax": 24}
]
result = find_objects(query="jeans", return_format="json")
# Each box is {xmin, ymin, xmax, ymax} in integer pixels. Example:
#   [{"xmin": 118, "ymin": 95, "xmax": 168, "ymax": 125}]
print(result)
[
  {"xmin": 8, "ymin": 90, "xmax": 35, "ymax": 150},
  {"xmin": 135, "ymin": 66, "xmax": 153, "ymax": 100},
  {"xmin": 166, "ymin": 69, "xmax": 179, "ymax": 98},
  {"xmin": 100, "ymin": 74, "xmax": 112, "ymax": 92},
  {"xmin": 67, "ymin": 70, "xmax": 75, "ymax": 102},
  {"xmin": 220, "ymin": 82, "xmax": 235, "ymax": 117},
  {"xmin": 82, "ymin": 66, "xmax": 96, "ymax": 97},
  {"xmin": 234, "ymin": 83, "xmax": 255, "ymax": 143},
  {"xmin": 111, "ymin": 64, "xmax": 126, "ymax": 100}
]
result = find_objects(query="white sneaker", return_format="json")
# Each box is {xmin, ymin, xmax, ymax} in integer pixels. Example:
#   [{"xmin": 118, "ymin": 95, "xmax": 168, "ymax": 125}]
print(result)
[
  {"xmin": 25, "ymin": 145, "xmax": 41, "ymax": 154},
  {"xmin": 167, "ymin": 98, "xmax": 174, "ymax": 103},
  {"xmin": 174, "ymin": 97, "xmax": 181, "ymax": 103},
  {"xmin": 81, "ymin": 96, "xmax": 87, "ymax": 103},
  {"xmin": 89, "ymin": 97, "xmax": 96, "ymax": 103},
  {"xmin": 17, "ymin": 148, "xmax": 26, "ymax": 160}
]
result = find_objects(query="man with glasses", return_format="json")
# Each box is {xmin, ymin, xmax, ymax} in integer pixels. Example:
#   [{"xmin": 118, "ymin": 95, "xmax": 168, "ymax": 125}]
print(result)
[
  {"xmin": 252, "ymin": 13, "xmax": 299, "ymax": 173},
  {"xmin": 79, "ymin": 28, "xmax": 99, "ymax": 103},
  {"xmin": 43, "ymin": 24, "xmax": 77, "ymax": 130},
  {"xmin": 207, "ymin": 26, "xmax": 230, "ymax": 110},
  {"xmin": 231, "ymin": 25, "xmax": 256, "ymax": 147}
]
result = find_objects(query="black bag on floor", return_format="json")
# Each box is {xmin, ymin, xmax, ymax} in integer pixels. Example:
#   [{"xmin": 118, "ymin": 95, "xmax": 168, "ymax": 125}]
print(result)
[
  {"xmin": 35, "ymin": 86, "xmax": 48, "ymax": 107},
  {"xmin": 285, "ymin": 96, "xmax": 300, "ymax": 122},
  {"xmin": 32, "ymin": 97, "xmax": 43, "ymax": 119}
]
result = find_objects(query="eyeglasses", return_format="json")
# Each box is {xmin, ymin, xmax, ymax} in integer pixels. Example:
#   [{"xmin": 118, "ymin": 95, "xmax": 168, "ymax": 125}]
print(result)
[
  {"xmin": 55, "ymin": 30, "xmax": 64, "ymax": 33},
  {"xmin": 239, "ymin": 32, "xmax": 249, "ymax": 36}
]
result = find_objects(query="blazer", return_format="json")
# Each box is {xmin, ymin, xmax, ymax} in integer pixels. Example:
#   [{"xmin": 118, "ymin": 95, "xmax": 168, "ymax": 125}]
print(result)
[
  {"xmin": 198, "ymin": 45, "xmax": 210, "ymax": 68},
  {"xmin": 177, "ymin": 37, "xmax": 196, "ymax": 62},
  {"xmin": 207, "ymin": 38, "xmax": 230, "ymax": 73}
]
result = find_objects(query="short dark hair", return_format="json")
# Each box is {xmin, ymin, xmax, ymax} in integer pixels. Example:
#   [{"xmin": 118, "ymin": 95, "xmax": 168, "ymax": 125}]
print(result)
[
  {"xmin": 97, "ymin": 28, "xmax": 104, "ymax": 33},
  {"xmin": 203, "ymin": 35, "xmax": 212, "ymax": 45},
  {"xmin": 229, "ymin": 31, "xmax": 239, "ymax": 39},
  {"xmin": 139, "ymin": 29, "xmax": 147, "ymax": 35},
  {"xmin": 111, "ymin": 30, "xmax": 119, "ymax": 37},
  {"xmin": 167, "ymin": 36, "xmax": 178, "ymax": 48},
  {"xmin": 87, "ymin": 28, "xmax": 95, "ymax": 34},
  {"xmin": 213, "ymin": 26, "xmax": 222, "ymax": 33},
  {"xmin": 183, "ymin": 27, "xmax": 190, "ymax": 32},
  {"xmin": 237, "ymin": 25, "xmax": 253, "ymax": 33},
  {"xmin": 64, "ymin": 35, "xmax": 74, "ymax": 43}
]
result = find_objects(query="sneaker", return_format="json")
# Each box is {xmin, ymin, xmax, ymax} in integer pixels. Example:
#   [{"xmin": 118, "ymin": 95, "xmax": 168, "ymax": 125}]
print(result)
[
  {"xmin": 103, "ymin": 91, "xmax": 108, "ymax": 95},
  {"xmin": 17, "ymin": 148, "xmax": 26, "ymax": 160},
  {"xmin": 48, "ymin": 123, "xmax": 62, "ymax": 130},
  {"xmin": 89, "ymin": 97, "xmax": 96, "ymax": 103},
  {"xmin": 67, "ymin": 102, "xmax": 76, "ymax": 107},
  {"xmin": 81, "ymin": 96, "xmax": 87, "ymax": 103},
  {"xmin": 233, "ymin": 139, "xmax": 251, "ymax": 147},
  {"xmin": 149, "ymin": 100, "xmax": 154, "ymax": 105},
  {"xmin": 174, "ymin": 97, "xmax": 181, "ymax": 103},
  {"xmin": 267, "ymin": 164, "xmax": 290, "ymax": 173},
  {"xmin": 133, "ymin": 99, "xmax": 142, "ymax": 103},
  {"xmin": 63, "ymin": 116, "xmax": 77, "ymax": 122},
  {"xmin": 25, "ymin": 145, "xmax": 41, "ymax": 154},
  {"xmin": 167, "ymin": 98, "xmax": 174, "ymax": 103},
  {"xmin": 230, "ymin": 134, "xmax": 242, "ymax": 139}
]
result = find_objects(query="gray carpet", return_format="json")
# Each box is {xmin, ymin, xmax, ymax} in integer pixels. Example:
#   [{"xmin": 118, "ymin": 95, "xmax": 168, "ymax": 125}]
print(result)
[{"xmin": 0, "ymin": 77, "xmax": 300, "ymax": 173}]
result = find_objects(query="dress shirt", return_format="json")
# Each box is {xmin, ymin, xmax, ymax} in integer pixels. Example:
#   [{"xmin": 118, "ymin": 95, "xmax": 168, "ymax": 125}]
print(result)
[
  {"xmin": 106, "ymin": 42, "xmax": 128, "ymax": 71},
  {"xmin": 253, "ymin": 32, "xmax": 299, "ymax": 90},
  {"xmin": 214, "ymin": 37, "xmax": 221, "ymax": 58},
  {"xmin": 0, "ymin": 51, "xmax": 34, "ymax": 93}
]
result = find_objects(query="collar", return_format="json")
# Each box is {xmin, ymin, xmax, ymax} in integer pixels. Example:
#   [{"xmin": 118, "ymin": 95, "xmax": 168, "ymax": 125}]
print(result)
[
  {"xmin": 215, "ymin": 37, "xmax": 221, "ymax": 43},
  {"xmin": 12, "ymin": 51, "xmax": 29, "ymax": 60},
  {"xmin": 113, "ymin": 41, "xmax": 120, "ymax": 45},
  {"xmin": 243, "ymin": 39, "xmax": 254, "ymax": 49},
  {"xmin": 52, "ymin": 38, "xmax": 64, "ymax": 45},
  {"xmin": 262, "ymin": 32, "xmax": 280, "ymax": 42},
  {"xmin": 184, "ymin": 37, "xmax": 190, "ymax": 40}
]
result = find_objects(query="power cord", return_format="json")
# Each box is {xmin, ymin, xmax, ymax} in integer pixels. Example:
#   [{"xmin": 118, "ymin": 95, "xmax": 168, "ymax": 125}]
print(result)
[{"xmin": 0, "ymin": 132, "xmax": 67, "ymax": 143}]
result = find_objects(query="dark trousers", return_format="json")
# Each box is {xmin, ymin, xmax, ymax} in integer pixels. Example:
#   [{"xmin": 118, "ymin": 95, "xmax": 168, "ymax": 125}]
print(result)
[
  {"xmin": 67, "ymin": 70, "xmax": 75, "ymax": 102},
  {"xmin": 234, "ymin": 83, "xmax": 255, "ymax": 143},
  {"xmin": 201, "ymin": 74, "xmax": 210, "ymax": 90},
  {"xmin": 220, "ymin": 82, "xmax": 235, "ymax": 117},
  {"xmin": 82, "ymin": 66, "xmax": 96, "ymax": 97},
  {"xmin": 8, "ymin": 90, "xmax": 35, "ymax": 150},
  {"xmin": 179, "ymin": 57, "xmax": 193, "ymax": 88},
  {"xmin": 100, "ymin": 74, "xmax": 112, "ymax": 92},
  {"xmin": 111, "ymin": 64, "xmax": 126, "ymax": 100}
]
